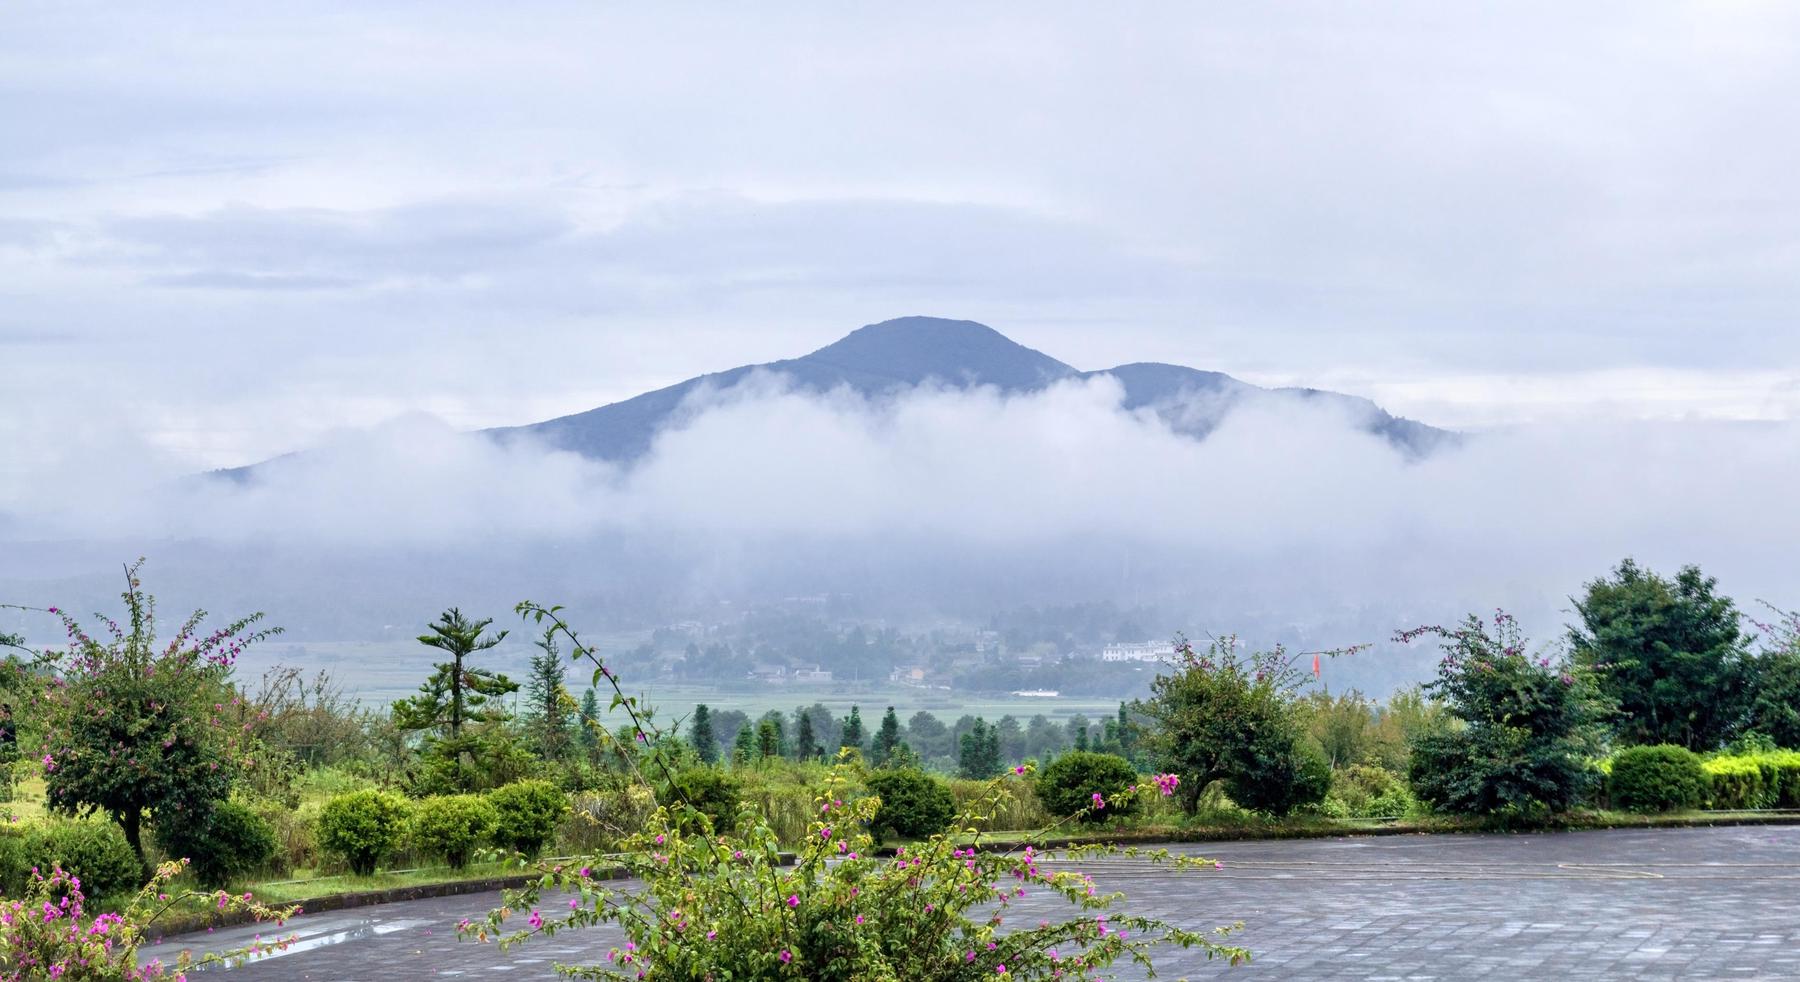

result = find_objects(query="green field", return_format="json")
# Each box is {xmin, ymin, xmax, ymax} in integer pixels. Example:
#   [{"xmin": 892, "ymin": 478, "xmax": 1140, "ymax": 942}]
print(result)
[{"xmin": 235, "ymin": 642, "xmax": 1127, "ymax": 723}]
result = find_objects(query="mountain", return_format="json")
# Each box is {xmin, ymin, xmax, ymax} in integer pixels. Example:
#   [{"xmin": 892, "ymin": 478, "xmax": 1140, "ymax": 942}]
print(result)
[
  {"xmin": 488, "ymin": 315, "xmax": 1454, "ymax": 461},
  {"xmin": 218, "ymin": 316, "xmax": 1452, "ymax": 480}
]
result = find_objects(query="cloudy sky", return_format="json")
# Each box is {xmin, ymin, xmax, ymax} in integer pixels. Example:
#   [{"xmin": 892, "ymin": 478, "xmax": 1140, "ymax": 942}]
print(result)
[{"xmin": 5, "ymin": 1, "xmax": 1800, "ymax": 484}]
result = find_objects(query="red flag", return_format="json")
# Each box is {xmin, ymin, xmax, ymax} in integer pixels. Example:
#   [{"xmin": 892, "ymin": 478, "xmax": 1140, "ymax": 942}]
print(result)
[{"xmin": 1312, "ymin": 653, "xmax": 1321, "ymax": 678}]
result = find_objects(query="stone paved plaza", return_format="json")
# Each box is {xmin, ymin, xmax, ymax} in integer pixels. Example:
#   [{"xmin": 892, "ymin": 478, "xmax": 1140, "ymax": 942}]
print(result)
[{"xmin": 176, "ymin": 825, "xmax": 1800, "ymax": 979}]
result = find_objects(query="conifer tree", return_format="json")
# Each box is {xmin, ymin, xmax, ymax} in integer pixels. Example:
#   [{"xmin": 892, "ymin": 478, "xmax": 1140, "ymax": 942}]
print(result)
[
  {"xmin": 872, "ymin": 706, "xmax": 904, "ymax": 767},
  {"xmin": 731, "ymin": 724, "xmax": 756, "ymax": 766},
  {"xmin": 794, "ymin": 708, "xmax": 819, "ymax": 761},
  {"xmin": 690, "ymin": 704, "xmax": 718, "ymax": 764},
  {"xmin": 840, "ymin": 706, "xmax": 866, "ymax": 754},
  {"xmin": 524, "ymin": 626, "xmax": 571, "ymax": 759}
]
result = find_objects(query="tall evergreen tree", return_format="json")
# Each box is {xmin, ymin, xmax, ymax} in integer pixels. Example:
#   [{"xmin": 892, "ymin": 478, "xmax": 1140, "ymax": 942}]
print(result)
[
  {"xmin": 794, "ymin": 708, "xmax": 820, "ymax": 761},
  {"xmin": 756, "ymin": 718, "xmax": 782, "ymax": 759},
  {"xmin": 840, "ymin": 706, "xmax": 866, "ymax": 754},
  {"xmin": 872, "ymin": 706, "xmax": 904, "ymax": 766},
  {"xmin": 523, "ymin": 626, "xmax": 571, "ymax": 759},
  {"xmin": 958, "ymin": 718, "xmax": 1003, "ymax": 779},
  {"xmin": 690, "ymin": 704, "xmax": 718, "ymax": 764},
  {"xmin": 393, "ymin": 609, "xmax": 516, "ymax": 741},
  {"xmin": 577, "ymin": 688, "xmax": 601, "ymax": 751},
  {"xmin": 731, "ymin": 723, "xmax": 756, "ymax": 766}
]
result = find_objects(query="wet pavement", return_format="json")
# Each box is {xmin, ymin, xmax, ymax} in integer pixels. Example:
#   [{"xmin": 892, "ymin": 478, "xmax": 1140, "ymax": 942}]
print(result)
[{"xmin": 172, "ymin": 825, "xmax": 1800, "ymax": 979}]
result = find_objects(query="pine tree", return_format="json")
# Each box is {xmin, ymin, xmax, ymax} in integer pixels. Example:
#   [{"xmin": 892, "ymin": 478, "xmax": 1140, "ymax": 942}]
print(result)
[
  {"xmin": 958, "ymin": 718, "xmax": 1002, "ymax": 779},
  {"xmin": 756, "ymin": 718, "xmax": 782, "ymax": 759},
  {"xmin": 690, "ymin": 704, "xmax": 718, "ymax": 764},
  {"xmin": 794, "ymin": 708, "xmax": 819, "ymax": 761},
  {"xmin": 872, "ymin": 706, "xmax": 903, "ymax": 766},
  {"xmin": 731, "ymin": 724, "xmax": 756, "ymax": 766},
  {"xmin": 577, "ymin": 688, "xmax": 601, "ymax": 750},
  {"xmin": 392, "ymin": 608, "xmax": 516, "ymax": 741},
  {"xmin": 840, "ymin": 706, "xmax": 866, "ymax": 754},
  {"xmin": 524, "ymin": 626, "xmax": 571, "ymax": 759}
]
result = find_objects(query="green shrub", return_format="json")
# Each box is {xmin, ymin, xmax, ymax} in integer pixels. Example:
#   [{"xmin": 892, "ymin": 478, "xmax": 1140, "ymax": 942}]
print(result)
[
  {"xmin": 1702, "ymin": 751, "xmax": 1800, "ymax": 809},
  {"xmin": 664, "ymin": 767, "xmax": 742, "ymax": 834},
  {"xmin": 156, "ymin": 799, "xmax": 279, "ymax": 887},
  {"xmin": 410, "ymin": 794, "xmax": 497, "ymax": 870},
  {"xmin": 487, "ymin": 780, "xmax": 569, "ymax": 857},
  {"xmin": 1609, "ymin": 745, "xmax": 1706, "ymax": 813},
  {"xmin": 317, "ymin": 789, "xmax": 410, "ymax": 876},
  {"xmin": 865, "ymin": 768, "xmax": 956, "ymax": 840},
  {"xmin": 1326, "ymin": 765, "xmax": 1418, "ymax": 818},
  {"xmin": 21, "ymin": 820, "xmax": 142, "ymax": 899},
  {"xmin": 1034, "ymin": 752, "xmax": 1140, "ymax": 823}
]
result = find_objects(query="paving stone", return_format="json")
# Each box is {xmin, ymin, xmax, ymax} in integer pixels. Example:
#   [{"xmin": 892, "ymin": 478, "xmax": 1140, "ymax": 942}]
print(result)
[{"xmin": 176, "ymin": 824, "xmax": 1800, "ymax": 979}]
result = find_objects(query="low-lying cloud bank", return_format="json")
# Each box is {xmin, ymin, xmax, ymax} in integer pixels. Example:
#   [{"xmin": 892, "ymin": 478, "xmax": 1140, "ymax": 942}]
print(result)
[{"xmin": 3, "ymin": 375, "xmax": 1796, "ymax": 685}]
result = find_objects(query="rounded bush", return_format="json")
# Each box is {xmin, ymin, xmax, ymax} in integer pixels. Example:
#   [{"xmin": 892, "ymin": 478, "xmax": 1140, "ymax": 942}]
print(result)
[
  {"xmin": 317, "ymin": 789, "xmax": 410, "ymax": 876},
  {"xmin": 411, "ymin": 794, "xmax": 497, "ymax": 870},
  {"xmin": 665, "ymin": 766, "xmax": 742, "ymax": 834},
  {"xmin": 865, "ymin": 768, "xmax": 956, "ymax": 840},
  {"xmin": 156, "ymin": 799, "xmax": 279, "ymax": 888},
  {"xmin": 24, "ymin": 820, "xmax": 142, "ymax": 898},
  {"xmin": 1611, "ymin": 744, "xmax": 1706, "ymax": 813},
  {"xmin": 1035, "ymin": 752, "xmax": 1141, "ymax": 823},
  {"xmin": 487, "ymin": 780, "xmax": 569, "ymax": 857}
]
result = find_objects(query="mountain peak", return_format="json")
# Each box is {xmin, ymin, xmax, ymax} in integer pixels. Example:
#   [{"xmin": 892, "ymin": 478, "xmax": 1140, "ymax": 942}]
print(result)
[{"xmin": 799, "ymin": 316, "xmax": 1076, "ymax": 389}]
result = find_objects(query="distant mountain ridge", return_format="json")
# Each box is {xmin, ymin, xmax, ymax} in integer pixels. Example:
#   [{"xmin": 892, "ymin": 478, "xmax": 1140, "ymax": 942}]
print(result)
[
  {"xmin": 218, "ymin": 316, "xmax": 1453, "ymax": 481},
  {"xmin": 486, "ymin": 315, "xmax": 1455, "ymax": 462}
]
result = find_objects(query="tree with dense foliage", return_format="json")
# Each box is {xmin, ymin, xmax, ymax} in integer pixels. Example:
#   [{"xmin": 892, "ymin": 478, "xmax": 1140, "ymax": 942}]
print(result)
[
  {"xmin": 577, "ymin": 688, "xmax": 602, "ymax": 753},
  {"xmin": 958, "ymin": 718, "xmax": 1003, "ymax": 779},
  {"xmin": 1136, "ymin": 635, "xmax": 1330, "ymax": 817},
  {"xmin": 689, "ymin": 704, "xmax": 718, "ymax": 764},
  {"xmin": 1401, "ymin": 612, "xmax": 1606, "ymax": 816},
  {"xmin": 1746, "ymin": 605, "xmax": 1800, "ymax": 748},
  {"xmin": 523, "ymin": 626, "xmax": 572, "ymax": 759},
  {"xmin": 1569, "ymin": 559, "xmax": 1751, "ymax": 750},
  {"xmin": 839, "ymin": 705, "xmax": 866, "ymax": 755},
  {"xmin": 37, "ymin": 563, "xmax": 279, "ymax": 875},
  {"xmin": 756, "ymin": 718, "xmax": 783, "ymax": 760},
  {"xmin": 905, "ymin": 710, "xmax": 951, "ymax": 761}
]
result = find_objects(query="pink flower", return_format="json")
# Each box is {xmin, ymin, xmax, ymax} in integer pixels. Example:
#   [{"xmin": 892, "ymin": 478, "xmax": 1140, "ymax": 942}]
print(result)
[
  {"xmin": 1090, "ymin": 792, "xmax": 1106, "ymax": 810},
  {"xmin": 779, "ymin": 950, "xmax": 792, "ymax": 963},
  {"xmin": 528, "ymin": 910, "xmax": 543, "ymax": 929},
  {"xmin": 787, "ymin": 894, "xmax": 799, "ymax": 908}
]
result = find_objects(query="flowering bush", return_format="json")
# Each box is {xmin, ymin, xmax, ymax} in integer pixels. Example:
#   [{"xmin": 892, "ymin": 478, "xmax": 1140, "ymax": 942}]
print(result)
[
  {"xmin": 460, "ymin": 603, "xmax": 1247, "ymax": 980},
  {"xmin": 0, "ymin": 859, "xmax": 296, "ymax": 981},
  {"xmin": 1399, "ymin": 611, "xmax": 1606, "ymax": 816},
  {"xmin": 35, "ymin": 561, "xmax": 279, "ymax": 871},
  {"xmin": 1135, "ymin": 635, "xmax": 1338, "ymax": 816}
]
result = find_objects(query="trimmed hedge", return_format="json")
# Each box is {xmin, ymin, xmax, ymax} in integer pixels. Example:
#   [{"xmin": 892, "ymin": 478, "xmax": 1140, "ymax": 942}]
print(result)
[
  {"xmin": 0, "ymin": 820, "xmax": 142, "ymax": 899},
  {"xmin": 1703, "ymin": 751, "xmax": 1800, "ymax": 809},
  {"xmin": 865, "ymin": 768, "xmax": 956, "ymax": 841},
  {"xmin": 318, "ymin": 789, "xmax": 410, "ymax": 876},
  {"xmin": 487, "ymin": 781, "xmax": 569, "ymax": 858},
  {"xmin": 410, "ymin": 794, "xmax": 497, "ymax": 870},
  {"xmin": 1034, "ymin": 752, "xmax": 1140, "ymax": 823},
  {"xmin": 1609, "ymin": 745, "xmax": 1705, "ymax": 813}
]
